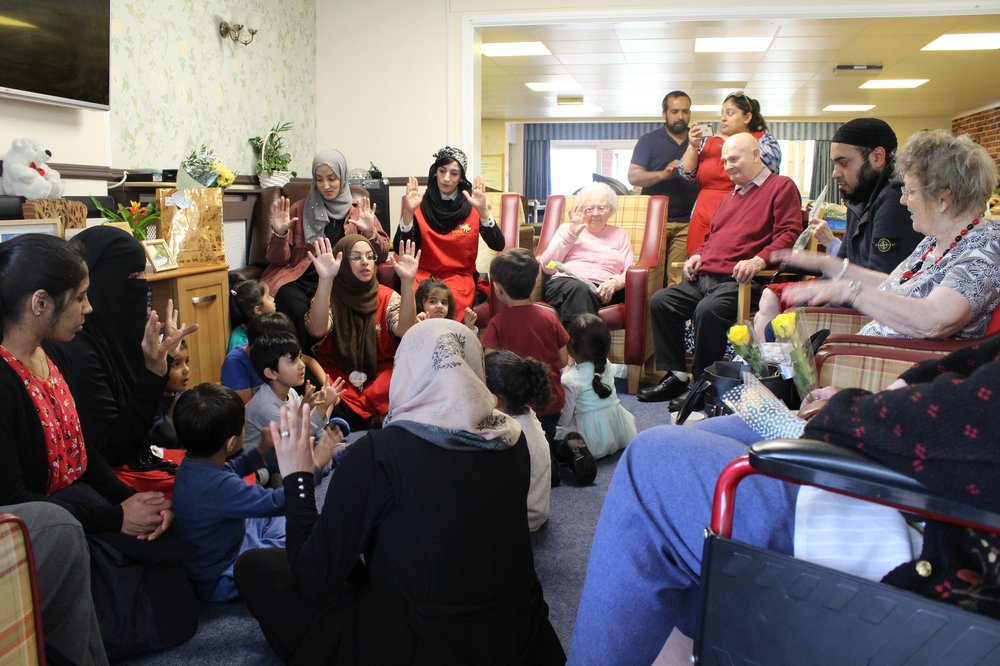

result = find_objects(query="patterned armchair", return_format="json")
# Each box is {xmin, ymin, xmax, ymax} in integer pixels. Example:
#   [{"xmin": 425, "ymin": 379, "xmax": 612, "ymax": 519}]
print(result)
[
  {"xmin": 0, "ymin": 513, "xmax": 45, "ymax": 665},
  {"xmin": 536, "ymin": 193, "xmax": 668, "ymax": 393}
]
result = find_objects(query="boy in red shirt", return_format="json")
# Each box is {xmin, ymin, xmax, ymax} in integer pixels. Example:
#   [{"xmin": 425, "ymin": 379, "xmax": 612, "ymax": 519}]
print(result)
[{"xmin": 482, "ymin": 248, "xmax": 596, "ymax": 485}]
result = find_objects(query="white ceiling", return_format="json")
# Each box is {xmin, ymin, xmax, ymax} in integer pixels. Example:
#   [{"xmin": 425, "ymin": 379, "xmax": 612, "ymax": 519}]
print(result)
[{"xmin": 479, "ymin": 14, "xmax": 1000, "ymax": 120}]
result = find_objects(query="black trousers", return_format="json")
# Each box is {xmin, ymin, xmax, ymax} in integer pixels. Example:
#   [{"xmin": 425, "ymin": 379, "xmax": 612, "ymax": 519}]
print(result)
[
  {"xmin": 648, "ymin": 273, "xmax": 760, "ymax": 378},
  {"xmin": 235, "ymin": 548, "xmax": 357, "ymax": 664},
  {"xmin": 542, "ymin": 276, "xmax": 625, "ymax": 330},
  {"xmin": 274, "ymin": 268, "xmax": 319, "ymax": 350}
]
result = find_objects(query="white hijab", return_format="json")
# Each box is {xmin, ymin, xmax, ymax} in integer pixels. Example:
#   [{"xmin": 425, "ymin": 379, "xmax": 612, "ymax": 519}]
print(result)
[{"xmin": 385, "ymin": 319, "xmax": 521, "ymax": 450}]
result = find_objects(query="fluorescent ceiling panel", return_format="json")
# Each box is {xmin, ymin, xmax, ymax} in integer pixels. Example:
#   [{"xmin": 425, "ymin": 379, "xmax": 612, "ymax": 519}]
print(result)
[
  {"xmin": 921, "ymin": 33, "xmax": 1000, "ymax": 50},
  {"xmin": 859, "ymin": 79, "xmax": 928, "ymax": 88}
]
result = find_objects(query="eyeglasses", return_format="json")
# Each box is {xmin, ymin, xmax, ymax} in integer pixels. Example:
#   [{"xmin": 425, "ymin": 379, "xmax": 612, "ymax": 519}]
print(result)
[
  {"xmin": 900, "ymin": 185, "xmax": 922, "ymax": 198},
  {"xmin": 583, "ymin": 205, "xmax": 610, "ymax": 214},
  {"xmin": 348, "ymin": 253, "xmax": 375, "ymax": 263}
]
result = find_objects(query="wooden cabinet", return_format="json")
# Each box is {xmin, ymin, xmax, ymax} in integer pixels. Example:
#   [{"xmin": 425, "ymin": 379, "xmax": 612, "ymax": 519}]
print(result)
[{"xmin": 147, "ymin": 263, "xmax": 230, "ymax": 385}]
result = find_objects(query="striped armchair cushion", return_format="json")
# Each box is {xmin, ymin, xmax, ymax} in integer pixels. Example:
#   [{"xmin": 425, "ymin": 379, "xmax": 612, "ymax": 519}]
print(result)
[
  {"xmin": 815, "ymin": 346, "xmax": 939, "ymax": 393},
  {"xmin": 476, "ymin": 192, "xmax": 531, "ymax": 274},
  {"xmin": 795, "ymin": 307, "xmax": 873, "ymax": 338},
  {"xmin": 0, "ymin": 514, "xmax": 43, "ymax": 665}
]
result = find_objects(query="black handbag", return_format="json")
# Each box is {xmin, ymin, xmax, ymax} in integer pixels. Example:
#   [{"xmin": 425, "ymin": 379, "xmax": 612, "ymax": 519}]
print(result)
[{"xmin": 675, "ymin": 361, "xmax": 797, "ymax": 425}]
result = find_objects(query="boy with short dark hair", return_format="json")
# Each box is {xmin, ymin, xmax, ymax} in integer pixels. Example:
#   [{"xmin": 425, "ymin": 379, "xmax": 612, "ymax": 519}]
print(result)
[
  {"xmin": 172, "ymin": 383, "xmax": 297, "ymax": 601},
  {"xmin": 244, "ymin": 333, "xmax": 344, "ymax": 469},
  {"xmin": 483, "ymin": 248, "xmax": 569, "ymax": 441}
]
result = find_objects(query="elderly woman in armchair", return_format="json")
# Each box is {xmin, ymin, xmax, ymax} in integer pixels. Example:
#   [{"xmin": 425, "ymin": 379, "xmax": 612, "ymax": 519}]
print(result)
[
  {"xmin": 771, "ymin": 130, "xmax": 1000, "ymax": 340},
  {"xmin": 538, "ymin": 182, "xmax": 635, "ymax": 330}
]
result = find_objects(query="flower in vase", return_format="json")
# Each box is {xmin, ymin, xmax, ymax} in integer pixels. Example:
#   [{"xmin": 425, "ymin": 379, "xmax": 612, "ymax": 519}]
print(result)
[
  {"xmin": 769, "ymin": 311, "xmax": 818, "ymax": 401},
  {"xmin": 726, "ymin": 324, "xmax": 766, "ymax": 377}
]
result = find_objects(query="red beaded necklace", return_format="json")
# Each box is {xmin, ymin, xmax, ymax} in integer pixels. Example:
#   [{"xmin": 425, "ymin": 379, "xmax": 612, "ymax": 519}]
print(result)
[{"xmin": 898, "ymin": 218, "xmax": 980, "ymax": 284}]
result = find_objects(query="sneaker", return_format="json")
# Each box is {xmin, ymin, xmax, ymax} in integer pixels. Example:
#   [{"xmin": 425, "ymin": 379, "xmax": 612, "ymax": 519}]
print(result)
[
  {"xmin": 255, "ymin": 467, "xmax": 269, "ymax": 486},
  {"xmin": 560, "ymin": 432, "xmax": 597, "ymax": 486}
]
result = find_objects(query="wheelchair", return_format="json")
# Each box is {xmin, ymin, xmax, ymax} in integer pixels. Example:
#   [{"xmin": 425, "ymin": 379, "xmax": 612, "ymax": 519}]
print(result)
[{"xmin": 696, "ymin": 439, "xmax": 1000, "ymax": 665}]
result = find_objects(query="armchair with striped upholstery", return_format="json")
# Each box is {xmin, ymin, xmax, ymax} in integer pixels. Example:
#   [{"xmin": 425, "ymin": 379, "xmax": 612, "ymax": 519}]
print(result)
[
  {"xmin": 536, "ymin": 193, "xmax": 668, "ymax": 393},
  {"xmin": 0, "ymin": 513, "xmax": 45, "ymax": 665}
]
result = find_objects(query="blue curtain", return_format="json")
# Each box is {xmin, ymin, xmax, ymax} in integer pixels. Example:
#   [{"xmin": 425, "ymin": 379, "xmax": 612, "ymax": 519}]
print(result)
[{"xmin": 523, "ymin": 122, "xmax": 662, "ymax": 202}]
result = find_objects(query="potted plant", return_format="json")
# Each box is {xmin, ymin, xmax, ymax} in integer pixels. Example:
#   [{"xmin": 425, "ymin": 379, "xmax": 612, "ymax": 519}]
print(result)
[
  {"xmin": 249, "ymin": 121, "xmax": 297, "ymax": 188},
  {"xmin": 91, "ymin": 196, "xmax": 162, "ymax": 241}
]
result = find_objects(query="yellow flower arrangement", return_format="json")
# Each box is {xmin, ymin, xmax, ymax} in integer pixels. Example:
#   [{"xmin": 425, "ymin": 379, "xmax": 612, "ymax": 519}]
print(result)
[
  {"xmin": 726, "ymin": 324, "xmax": 766, "ymax": 376},
  {"xmin": 769, "ymin": 311, "xmax": 818, "ymax": 400},
  {"xmin": 212, "ymin": 161, "xmax": 235, "ymax": 189}
]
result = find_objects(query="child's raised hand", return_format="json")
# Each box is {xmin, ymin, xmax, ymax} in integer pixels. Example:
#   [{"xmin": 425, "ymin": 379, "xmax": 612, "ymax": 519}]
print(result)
[
  {"xmin": 312, "ymin": 427, "xmax": 345, "ymax": 470},
  {"xmin": 313, "ymin": 376, "xmax": 346, "ymax": 410},
  {"xmin": 416, "ymin": 311, "xmax": 430, "ymax": 323},
  {"xmin": 269, "ymin": 403, "xmax": 315, "ymax": 476},
  {"xmin": 463, "ymin": 307, "xmax": 478, "ymax": 331},
  {"xmin": 257, "ymin": 426, "xmax": 275, "ymax": 457},
  {"xmin": 307, "ymin": 238, "xmax": 342, "ymax": 281}
]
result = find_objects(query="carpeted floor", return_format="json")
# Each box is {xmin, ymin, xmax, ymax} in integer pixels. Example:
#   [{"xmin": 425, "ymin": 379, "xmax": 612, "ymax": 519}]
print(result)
[{"xmin": 120, "ymin": 381, "xmax": 673, "ymax": 664}]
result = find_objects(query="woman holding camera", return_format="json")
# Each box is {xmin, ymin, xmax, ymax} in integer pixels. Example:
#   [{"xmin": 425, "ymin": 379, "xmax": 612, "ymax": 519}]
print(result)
[{"xmin": 680, "ymin": 92, "xmax": 781, "ymax": 256}]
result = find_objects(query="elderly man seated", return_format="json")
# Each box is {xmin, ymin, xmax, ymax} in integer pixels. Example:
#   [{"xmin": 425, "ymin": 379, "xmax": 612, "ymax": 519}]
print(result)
[{"xmin": 638, "ymin": 132, "xmax": 802, "ymax": 403}]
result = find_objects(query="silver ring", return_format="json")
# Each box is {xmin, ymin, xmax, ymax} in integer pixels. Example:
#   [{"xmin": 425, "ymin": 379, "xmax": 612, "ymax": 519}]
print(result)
[{"xmin": 280, "ymin": 431, "xmax": 290, "ymax": 438}]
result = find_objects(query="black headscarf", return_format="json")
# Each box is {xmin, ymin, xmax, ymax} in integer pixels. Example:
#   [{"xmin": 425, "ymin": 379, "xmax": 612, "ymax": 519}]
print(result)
[
  {"xmin": 70, "ymin": 226, "xmax": 149, "ymax": 401},
  {"xmin": 419, "ymin": 147, "xmax": 474, "ymax": 234}
]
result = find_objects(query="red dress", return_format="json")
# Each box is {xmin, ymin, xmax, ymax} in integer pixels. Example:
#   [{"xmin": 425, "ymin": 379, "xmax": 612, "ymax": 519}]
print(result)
[
  {"xmin": 686, "ymin": 131, "xmax": 766, "ymax": 256},
  {"xmin": 314, "ymin": 284, "xmax": 399, "ymax": 419},
  {"xmin": 413, "ymin": 207, "xmax": 481, "ymax": 318}
]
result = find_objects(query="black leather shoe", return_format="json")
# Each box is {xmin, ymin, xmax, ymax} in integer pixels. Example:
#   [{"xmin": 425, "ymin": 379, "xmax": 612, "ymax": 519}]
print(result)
[{"xmin": 637, "ymin": 374, "xmax": 689, "ymax": 402}]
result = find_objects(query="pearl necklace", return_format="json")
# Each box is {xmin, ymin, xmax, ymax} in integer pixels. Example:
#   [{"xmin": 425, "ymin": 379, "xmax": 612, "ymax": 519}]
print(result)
[{"xmin": 898, "ymin": 218, "xmax": 980, "ymax": 285}]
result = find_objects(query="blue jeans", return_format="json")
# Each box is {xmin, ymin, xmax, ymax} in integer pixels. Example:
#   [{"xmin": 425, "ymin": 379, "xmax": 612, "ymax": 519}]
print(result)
[{"xmin": 568, "ymin": 416, "xmax": 798, "ymax": 665}]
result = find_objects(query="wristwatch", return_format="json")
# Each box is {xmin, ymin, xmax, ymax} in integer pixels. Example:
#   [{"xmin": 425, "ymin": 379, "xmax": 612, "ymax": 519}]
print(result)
[{"xmin": 846, "ymin": 279, "xmax": 863, "ymax": 308}]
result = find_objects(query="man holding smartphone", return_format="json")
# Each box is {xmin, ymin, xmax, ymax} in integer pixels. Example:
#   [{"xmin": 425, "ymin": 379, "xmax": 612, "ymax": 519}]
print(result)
[{"xmin": 629, "ymin": 91, "xmax": 700, "ymax": 285}]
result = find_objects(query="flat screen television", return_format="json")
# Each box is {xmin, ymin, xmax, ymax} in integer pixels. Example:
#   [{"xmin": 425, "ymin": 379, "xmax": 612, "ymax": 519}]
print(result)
[{"xmin": 0, "ymin": 0, "xmax": 110, "ymax": 110}]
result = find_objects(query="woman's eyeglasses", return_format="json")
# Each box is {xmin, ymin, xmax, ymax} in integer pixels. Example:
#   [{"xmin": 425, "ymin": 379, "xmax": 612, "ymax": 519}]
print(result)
[
  {"xmin": 583, "ymin": 205, "xmax": 610, "ymax": 214},
  {"xmin": 900, "ymin": 185, "xmax": 922, "ymax": 198},
  {"xmin": 348, "ymin": 253, "xmax": 376, "ymax": 263}
]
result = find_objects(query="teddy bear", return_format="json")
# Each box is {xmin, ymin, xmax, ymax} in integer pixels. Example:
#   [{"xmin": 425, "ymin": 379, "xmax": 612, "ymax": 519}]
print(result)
[{"xmin": 0, "ymin": 137, "xmax": 64, "ymax": 200}]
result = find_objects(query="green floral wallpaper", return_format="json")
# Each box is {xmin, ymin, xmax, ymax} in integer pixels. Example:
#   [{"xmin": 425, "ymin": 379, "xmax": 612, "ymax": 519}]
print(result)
[{"xmin": 110, "ymin": 0, "xmax": 316, "ymax": 178}]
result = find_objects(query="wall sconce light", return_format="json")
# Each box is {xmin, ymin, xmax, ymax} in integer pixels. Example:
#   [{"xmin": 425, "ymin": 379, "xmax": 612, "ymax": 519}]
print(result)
[{"xmin": 219, "ymin": 21, "xmax": 257, "ymax": 46}]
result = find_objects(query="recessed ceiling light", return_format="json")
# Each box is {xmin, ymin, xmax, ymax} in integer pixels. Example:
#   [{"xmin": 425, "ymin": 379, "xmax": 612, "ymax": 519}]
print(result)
[
  {"xmin": 695, "ymin": 37, "xmax": 772, "ymax": 53},
  {"xmin": 525, "ymin": 78, "xmax": 582, "ymax": 93},
  {"xmin": 922, "ymin": 33, "xmax": 1000, "ymax": 51},
  {"xmin": 823, "ymin": 104, "xmax": 876, "ymax": 112},
  {"xmin": 481, "ymin": 42, "xmax": 551, "ymax": 57},
  {"xmin": 859, "ymin": 79, "xmax": 929, "ymax": 89}
]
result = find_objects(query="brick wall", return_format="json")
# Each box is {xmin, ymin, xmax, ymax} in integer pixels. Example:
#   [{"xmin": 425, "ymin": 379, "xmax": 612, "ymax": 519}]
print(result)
[{"xmin": 952, "ymin": 105, "xmax": 1000, "ymax": 169}]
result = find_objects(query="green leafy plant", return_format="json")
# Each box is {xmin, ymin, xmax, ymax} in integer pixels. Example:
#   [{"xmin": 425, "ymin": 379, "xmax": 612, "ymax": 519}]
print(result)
[
  {"xmin": 249, "ymin": 121, "xmax": 296, "ymax": 176},
  {"xmin": 91, "ymin": 196, "xmax": 162, "ymax": 241}
]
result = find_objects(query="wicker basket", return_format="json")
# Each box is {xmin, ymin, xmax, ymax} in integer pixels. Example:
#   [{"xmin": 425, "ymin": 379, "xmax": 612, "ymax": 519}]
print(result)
[
  {"xmin": 258, "ymin": 171, "xmax": 292, "ymax": 189},
  {"xmin": 256, "ymin": 128, "xmax": 292, "ymax": 189}
]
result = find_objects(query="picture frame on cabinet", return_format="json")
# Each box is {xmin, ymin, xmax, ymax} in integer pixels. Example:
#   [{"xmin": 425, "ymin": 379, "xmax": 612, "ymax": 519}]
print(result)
[
  {"xmin": 0, "ymin": 218, "xmax": 63, "ymax": 243},
  {"xmin": 142, "ymin": 238, "xmax": 179, "ymax": 272}
]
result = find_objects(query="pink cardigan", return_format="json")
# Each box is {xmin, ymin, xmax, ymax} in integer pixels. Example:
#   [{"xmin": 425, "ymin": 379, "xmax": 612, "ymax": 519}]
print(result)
[{"xmin": 260, "ymin": 198, "xmax": 390, "ymax": 296}]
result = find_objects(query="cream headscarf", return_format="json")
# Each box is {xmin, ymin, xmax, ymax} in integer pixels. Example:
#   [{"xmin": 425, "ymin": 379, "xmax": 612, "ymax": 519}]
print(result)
[
  {"xmin": 302, "ymin": 149, "xmax": 353, "ymax": 243},
  {"xmin": 385, "ymin": 319, "xmax": 521, "ymax": 450}
]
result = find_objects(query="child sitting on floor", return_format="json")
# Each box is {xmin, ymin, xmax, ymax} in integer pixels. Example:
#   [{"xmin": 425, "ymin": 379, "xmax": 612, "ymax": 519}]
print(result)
[
  {"xmin": 221, "ymin": 312, "xmax": 326, "ymax": 404},
  {"xmin": 557, "ymin": 313, "xmax": 636, "ymax": 460},
  {"xmin": 228, "ymin": 278, "xmax": 276, "ymax": 352},
  {"xmin": 415, "ymin": 277, "xmax": 478, "ymax": 330},
  {"xmin": 244, "ymin": 331, "xmax": 345, "ymax": 472},
  {"xmin": 171, "ymin": 383, "xmax": 334, "ymax": 601},
  {"xmin": 484, "ymin": 350, "xmax": 553, "ymax": 530}
]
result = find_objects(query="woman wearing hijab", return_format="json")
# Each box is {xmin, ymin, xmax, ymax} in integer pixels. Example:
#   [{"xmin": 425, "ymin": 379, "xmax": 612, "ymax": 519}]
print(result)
[
  {"xmin": 304, "ymin": 234, "xmax": 419, "ymax": 430},
  {"xmin": 394, "ymin": 146, "xmax": 505, "ymax": 318},
  {"xmin": 0, "ymin": 232, "xmax": 199, "ymax": 658},
  {"xmin": 262, "ymin": 149, "xmax": 389, "ymax": 344},
  {"xmin": 61, "ymin": 226, "xmax": 197, "ymax": 469},
  {"xmin": 235, "ymin": 318, "xmax": 566, "ymax": 664}
]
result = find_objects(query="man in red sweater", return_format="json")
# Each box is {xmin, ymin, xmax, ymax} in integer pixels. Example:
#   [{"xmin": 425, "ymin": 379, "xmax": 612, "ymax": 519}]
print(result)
[{"xmin": 639, "ymin": 132, "xmax": 802, "ymax": 403}]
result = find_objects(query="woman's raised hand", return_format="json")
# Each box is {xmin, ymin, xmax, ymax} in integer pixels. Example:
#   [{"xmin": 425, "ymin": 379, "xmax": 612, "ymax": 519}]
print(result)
[
  {"xmin": 568, "ymin": 204, "xmax": 588, "ymax": 236},
  {"xmin": 270, "ymin": 403, "xmax": 316, "ymax": 477},
  {"xmin": 271, "ymin": 195, "xmax": 298, "ymax": 236},
  {"xmin": 464, "ymin": 175, "xmax": 491, "ymax": 218},
  {"xmin": 307, "ymin": 238, "xmax": 342, "ymax": 281},
  {"xmin": 402, "ymin": 176, "xmax": 423, "ymax": 217},
  {"xmin": 354, "ymin": 196, "xmax": 377, "ymax": 237},
  {"xmin": 142, "ymin": 305, "xmax": 198, "ymax": 376},
  {"xmin": 390, "ymin": 239, "xmax": 421, "ymax": 282}
]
